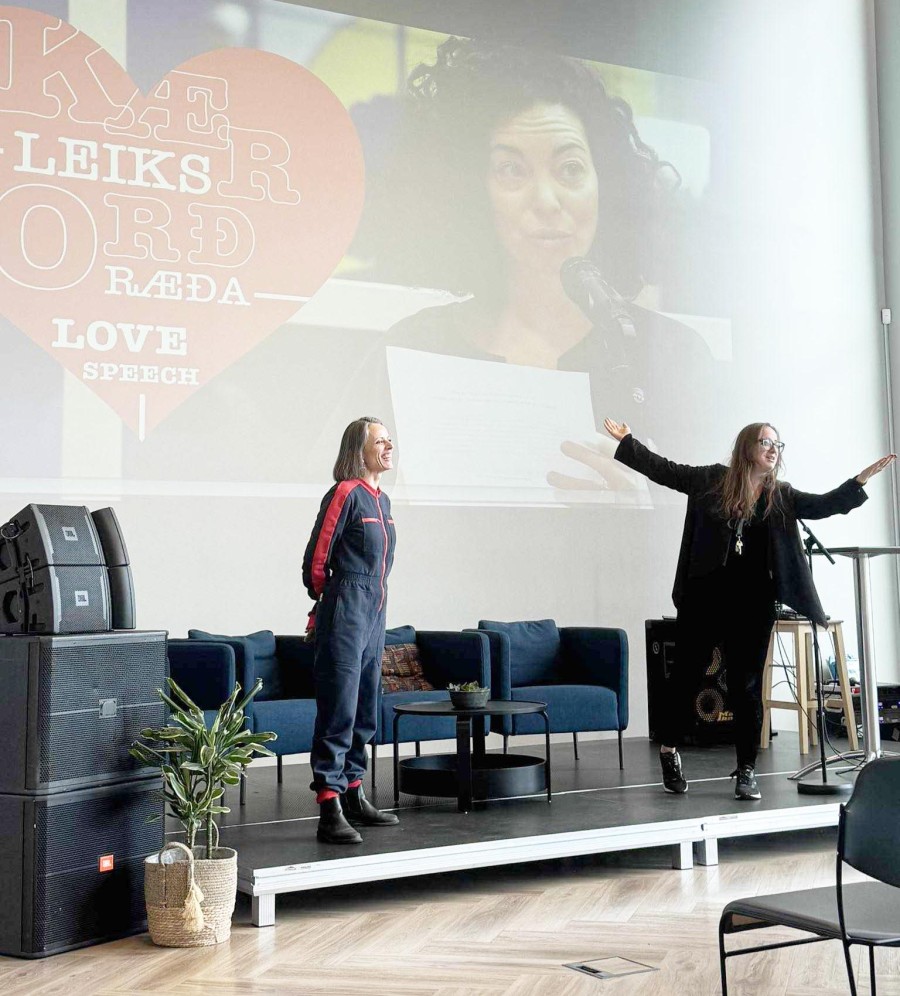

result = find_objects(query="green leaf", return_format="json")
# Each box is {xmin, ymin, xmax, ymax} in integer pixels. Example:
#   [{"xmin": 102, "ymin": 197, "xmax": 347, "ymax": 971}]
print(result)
[{"xmin": 166, "ymin": 676, "xmax": 204, "ymax": 717}]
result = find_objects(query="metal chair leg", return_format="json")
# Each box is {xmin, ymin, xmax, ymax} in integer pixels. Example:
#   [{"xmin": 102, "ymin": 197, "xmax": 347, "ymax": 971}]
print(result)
[
  {"xmin": 277, "ymin": 755, "xmax": 283, "ymax": 784},
  {"xmin": 842, "ymin": 941, "xmax": 859, "ymax": 996},
  {"xmin": 240, "ymin": 771, "xmax": 246, "ymax": 807},
  {"xmin": 869, "ymin": 945, "xmax": 876, "ymax": 996},
  {"xmin": 618, "ymin": 729, "xmax": 624, "ymax": 770},
  {"xmin": 371, "ymin": 742, "xmax": 377, "ymax": 793},
  {"xmin": 573, "ymin": 732, "xmax": 579, "ymax": 760},
  {"xmin": 503, "ymin": 734, "xmax": 509, "ymax": 754},
  {"xmin": 415, "ymin": 741, "xmax": 421, "ymax": 757},
  {"xmin": 718, "ymin": 924, "xmax": 729, "ymax": 996}
]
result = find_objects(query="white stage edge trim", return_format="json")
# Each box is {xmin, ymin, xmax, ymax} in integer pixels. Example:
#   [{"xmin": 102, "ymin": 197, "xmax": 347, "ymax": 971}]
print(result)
[{"xmin": 241, "ymin": 802, "xmax": 839, "ymax": 927}]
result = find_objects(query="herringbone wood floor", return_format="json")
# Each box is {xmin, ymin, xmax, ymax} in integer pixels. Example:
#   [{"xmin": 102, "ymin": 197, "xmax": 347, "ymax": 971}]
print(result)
[{"xmin": 1, "ymin": 828, "xmax": 897, "ymax": 996}]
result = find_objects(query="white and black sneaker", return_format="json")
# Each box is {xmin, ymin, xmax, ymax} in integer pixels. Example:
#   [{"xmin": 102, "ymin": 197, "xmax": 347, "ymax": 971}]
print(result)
[
  {"xmin": 733, "ymin": 764, "xmax": 761, "ymax": 801},
  {"xmin": 660, "ymin": 749, "xmax": 688, "ymax": 794}
]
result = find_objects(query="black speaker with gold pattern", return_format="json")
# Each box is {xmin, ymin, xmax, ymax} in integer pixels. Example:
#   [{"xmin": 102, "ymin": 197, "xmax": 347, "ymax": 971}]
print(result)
[{"xmin": 645, "ymin": 618, "xmax": 735, "ymax": 744}]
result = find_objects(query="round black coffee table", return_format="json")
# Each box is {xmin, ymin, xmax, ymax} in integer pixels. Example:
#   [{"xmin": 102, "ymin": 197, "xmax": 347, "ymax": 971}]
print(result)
[{"xmin": 392, "ymin": 699, "xmax": 551, "ymax": 812}]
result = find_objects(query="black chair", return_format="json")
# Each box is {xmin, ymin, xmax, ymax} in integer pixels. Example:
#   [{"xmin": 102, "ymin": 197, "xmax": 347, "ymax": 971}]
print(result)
[{"xmin": 718, "ymin": 756, "xmax": 900, "ymax": 995}]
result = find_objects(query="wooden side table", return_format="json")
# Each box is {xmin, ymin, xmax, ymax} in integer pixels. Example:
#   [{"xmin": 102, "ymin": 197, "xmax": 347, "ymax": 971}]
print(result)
[{"xmin": 759, "ymin": 619, "xmax": 858, "ymax": 754}]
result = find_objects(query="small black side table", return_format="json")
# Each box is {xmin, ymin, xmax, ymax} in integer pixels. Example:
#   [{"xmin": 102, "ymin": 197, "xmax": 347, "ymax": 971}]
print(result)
[{"xmin": 392, "ymin": 699, "xmax": 551, "ymax": 812}]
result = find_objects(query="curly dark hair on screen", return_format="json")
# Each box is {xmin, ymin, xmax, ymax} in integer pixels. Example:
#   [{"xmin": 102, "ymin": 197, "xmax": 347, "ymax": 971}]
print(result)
[{"xmin": 392, "ymin": 36, "xmax": 676, "ymax": 303}]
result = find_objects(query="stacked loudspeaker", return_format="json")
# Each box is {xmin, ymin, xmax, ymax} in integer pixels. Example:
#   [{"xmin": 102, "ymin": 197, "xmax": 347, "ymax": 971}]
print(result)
[
  {"xmin": 0, "ymin": 504, "xmax": 135, "ymax": 634},
  {"xmin": 0, "ymin": 504, "xmax": 166, "ymax": 957}
]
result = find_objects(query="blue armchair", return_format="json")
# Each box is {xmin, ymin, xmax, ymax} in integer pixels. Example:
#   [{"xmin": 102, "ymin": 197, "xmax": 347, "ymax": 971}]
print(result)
[
  {"xmin": 372, "ymin": 626, "xmax": 490, "ymax": 786},
  {"xmin": 171, "ymin": 630, "xmax": 317, "ymax": 804},
  {"xmin": 477, "ymin": 619, "xmax": 628, "ymax": 767}
]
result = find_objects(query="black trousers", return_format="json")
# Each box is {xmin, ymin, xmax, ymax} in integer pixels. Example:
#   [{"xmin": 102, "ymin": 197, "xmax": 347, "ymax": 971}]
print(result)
[{"xmin": 657, "ymin": 580, "xmax": 776, "ymax": 768}]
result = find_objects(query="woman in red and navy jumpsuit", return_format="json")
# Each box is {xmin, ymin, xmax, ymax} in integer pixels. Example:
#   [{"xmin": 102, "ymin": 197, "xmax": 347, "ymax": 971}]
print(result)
[{"xmin": 302, "ymin": 417, "xmax": 399, "ymax": 844}]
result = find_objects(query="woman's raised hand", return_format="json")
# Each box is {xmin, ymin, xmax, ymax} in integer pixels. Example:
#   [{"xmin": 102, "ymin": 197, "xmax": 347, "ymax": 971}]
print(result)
[
  {"xmin": 856, "ymin": 454, "xmax": 897, "ymax": 485},
  {"xmin": 603, "ymin": 418, "xmax": 631, "ymax": 442}
]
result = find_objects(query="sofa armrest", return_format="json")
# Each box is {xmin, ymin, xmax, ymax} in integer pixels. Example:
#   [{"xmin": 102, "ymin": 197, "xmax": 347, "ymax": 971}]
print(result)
[
  {"xmin": 167, "ymin": 639, "xmax": 236, "ymax": 710},
  {"xmin": 560, "ymin": 627, "xmax": 629, "ymax": 729},
  {"xmin": 466, "ymin": 627, "xmax": 512, "ymax": 701},
  {"xmin": 416, "ymin": 630, "xmax": 490, "ymax": 689}
]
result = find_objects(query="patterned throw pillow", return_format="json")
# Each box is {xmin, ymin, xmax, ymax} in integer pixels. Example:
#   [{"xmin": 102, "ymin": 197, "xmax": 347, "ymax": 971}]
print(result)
[{"xmin": 381, "ymin": 643, "xmax": 435, "ymax": 693}]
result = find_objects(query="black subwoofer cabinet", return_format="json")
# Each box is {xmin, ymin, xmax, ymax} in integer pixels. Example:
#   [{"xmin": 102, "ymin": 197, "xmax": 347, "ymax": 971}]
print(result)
[
  {"xmin": 0, "ymin": 630, "xmax": 167, "ymax": 793},
  {"xmin": 0, "ymin": 630, "xmax": 168, "ymax": 956},
  {"xmin": 0, "ymin": 779, "xmax": 163, "ymax": 957}
]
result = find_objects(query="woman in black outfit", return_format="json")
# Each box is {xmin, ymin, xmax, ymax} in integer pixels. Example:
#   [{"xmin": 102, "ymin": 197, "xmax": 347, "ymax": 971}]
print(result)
[{"xmin": 605, "ymin": 417, "xmax": 895, "ymax": 800}]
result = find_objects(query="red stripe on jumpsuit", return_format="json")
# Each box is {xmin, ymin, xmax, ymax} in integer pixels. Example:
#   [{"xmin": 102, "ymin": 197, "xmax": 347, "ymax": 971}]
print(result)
[{"xmin": 309, "ymin": 480, "xmax": 359, "ymax": 597}]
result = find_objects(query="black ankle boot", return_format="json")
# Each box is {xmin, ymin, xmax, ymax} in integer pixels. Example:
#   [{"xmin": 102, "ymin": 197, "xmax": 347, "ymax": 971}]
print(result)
[
  {"xmin": 317, "ymin": 797, "xmax": 363, "ymax": 844},
  {"xmin": 341, "ymin": 783, "xmax": 399, "ymax": 827}
]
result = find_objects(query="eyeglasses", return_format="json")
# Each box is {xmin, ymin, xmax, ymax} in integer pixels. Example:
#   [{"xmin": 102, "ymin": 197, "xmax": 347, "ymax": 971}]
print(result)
[{"xmin": 758, "ymin": 439, "xmax": 785, "ymax": 452}]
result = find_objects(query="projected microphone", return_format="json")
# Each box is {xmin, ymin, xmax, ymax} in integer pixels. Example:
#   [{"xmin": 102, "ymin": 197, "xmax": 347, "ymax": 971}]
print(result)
[{"xmin": 560, "ymin": 257, "xmax": 636, "ymax": 372}]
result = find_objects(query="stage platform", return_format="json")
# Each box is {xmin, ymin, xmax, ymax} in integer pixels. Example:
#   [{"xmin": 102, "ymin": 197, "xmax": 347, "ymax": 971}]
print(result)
[{"xmin": 205, "ymin": 735, "xmax": 854, "ymax": 927}]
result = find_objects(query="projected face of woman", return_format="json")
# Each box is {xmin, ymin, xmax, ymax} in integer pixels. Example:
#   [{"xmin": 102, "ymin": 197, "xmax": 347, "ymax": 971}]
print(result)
[{"xmin": 486, "ymin": 102, "xmax": 599, "ymax": 279}]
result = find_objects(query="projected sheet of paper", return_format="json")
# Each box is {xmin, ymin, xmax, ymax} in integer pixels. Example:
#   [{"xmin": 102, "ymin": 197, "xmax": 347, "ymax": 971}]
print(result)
[{"xmin": 386, "ymin": 347, "xmax": 651, "ymax": 506}]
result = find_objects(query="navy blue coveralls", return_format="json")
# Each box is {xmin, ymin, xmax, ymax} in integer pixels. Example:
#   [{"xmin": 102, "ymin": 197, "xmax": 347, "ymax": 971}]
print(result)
[{"xmin": 302, "ymin": 480, "xmax": 396, "ymax": 795}]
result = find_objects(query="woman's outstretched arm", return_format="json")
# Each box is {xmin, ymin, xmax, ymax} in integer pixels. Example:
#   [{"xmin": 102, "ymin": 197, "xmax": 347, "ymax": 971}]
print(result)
[{"xmin": 604, "ymin": 418, "xmax": 718, "ymax": 496}]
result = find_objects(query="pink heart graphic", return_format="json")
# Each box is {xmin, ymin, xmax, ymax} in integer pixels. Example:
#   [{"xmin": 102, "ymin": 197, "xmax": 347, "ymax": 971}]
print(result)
[{"xmin": 0, "ymin": 7, "xmax": 365, "ymax": 435}]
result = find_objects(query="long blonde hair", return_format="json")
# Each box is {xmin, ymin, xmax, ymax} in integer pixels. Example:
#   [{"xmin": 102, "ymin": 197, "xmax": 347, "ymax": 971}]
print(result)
[{"xmin": 716, "ymin": 422, "xmax": 784, "ymax": 520}]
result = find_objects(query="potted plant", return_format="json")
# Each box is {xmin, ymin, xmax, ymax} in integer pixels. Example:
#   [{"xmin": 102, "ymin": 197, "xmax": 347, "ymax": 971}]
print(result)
[
  {"xmin": 130, "ymin": 676, "xmax": 276, "ymax": 947},
  {"xmin": 448, "ymin": 681, "xmax": 491, "ymax": 709}
]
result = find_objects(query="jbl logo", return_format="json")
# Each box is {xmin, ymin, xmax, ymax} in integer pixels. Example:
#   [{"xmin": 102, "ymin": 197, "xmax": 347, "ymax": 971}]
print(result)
[
  {"xmin": 74, "ymin": 591, "xmax": 89, "ymax": 607},
  {"xmin": 62, "ymin": 526, "xmax": 78, "ymax": 542},
  {"xmin": 98, "ymin": 854, "xmax": 115, "ymax": 873}
]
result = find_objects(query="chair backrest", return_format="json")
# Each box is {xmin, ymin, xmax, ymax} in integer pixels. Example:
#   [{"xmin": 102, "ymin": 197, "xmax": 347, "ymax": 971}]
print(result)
[
  {"xmin": 188, "ymin": 629, "xmax": 282, "ymax": 700},
  {"xmin": 479, "ymin": 619, "xmax": 561, "ymax": 686},
  {"xmin": 840, "ymin": 756, "xmax": 900, "ymax": 887}
]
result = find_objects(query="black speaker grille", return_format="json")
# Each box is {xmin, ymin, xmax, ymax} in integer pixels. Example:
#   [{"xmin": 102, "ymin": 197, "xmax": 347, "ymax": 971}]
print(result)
[
  {"xmin": 34, "ymin": 861, "xmax": 147, "ymax": 952},
  {"xmin": 36, "ymin": 787, "xmax": 162, "ymax": 873},
  {"xmin": 31, "ymin": 786, "xmax": 161, "ymax": 952},
  {"xmin": 37, "ymin": 636, "xmax": 167, "ymax": 787},
  {"xmin": 27, "ymin": 505, "xmax": 104, "ymax": 567},
  {"xmin": 28, "ymin": 565, "xmax": 110, "ymax": 634}
]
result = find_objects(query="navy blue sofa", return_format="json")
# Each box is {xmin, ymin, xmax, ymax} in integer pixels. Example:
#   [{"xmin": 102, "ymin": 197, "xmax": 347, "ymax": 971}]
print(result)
[
  {"xmin": 477, "ymin": 619, "xmax": 628, "ymax": 767},
  {"xmin": 168, "ymin": 625, "xmax": 490, "ymax": 799},
  {"xmin": 372, "ymin": 626, "xmax": 490, "ymax": 785}
]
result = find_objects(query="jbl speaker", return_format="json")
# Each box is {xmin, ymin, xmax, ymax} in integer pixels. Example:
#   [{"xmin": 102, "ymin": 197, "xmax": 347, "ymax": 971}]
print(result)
[
  {"xmin": 91, "ymin": 508, "xmax": 135, "ymax": 630},
  {"xmin": 645, "ymin": 618, "xmax": 735, "ymax": 744},
  {"xmin": 0, "ymin": 631, "xmax": 167, "ymax": 793},
  {"xmin": 0, "ymin": 505, "xmax": 135, "ymax": 633},
  {"xmin": 1, "ymin": 505, "xmax": 104, "ymax": 577},
  {"xmin": 0, "ymin": 779, "xmax": 163, "ymax": 957},
  {"xmin": 0, "ymin": 565, "xmax": 111, "ymax": 634}
]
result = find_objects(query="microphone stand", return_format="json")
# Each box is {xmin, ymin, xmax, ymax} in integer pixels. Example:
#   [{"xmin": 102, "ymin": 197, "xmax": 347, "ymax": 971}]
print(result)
[{"xmin": 793, "ymin": 520, "xmax": 852, "ymax": 795}]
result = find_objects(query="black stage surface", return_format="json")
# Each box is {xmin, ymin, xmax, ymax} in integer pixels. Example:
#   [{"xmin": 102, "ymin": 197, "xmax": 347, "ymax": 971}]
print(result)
[{"xmin": 180, "ymin": 735, "xmax": 857, "ymax": 926}]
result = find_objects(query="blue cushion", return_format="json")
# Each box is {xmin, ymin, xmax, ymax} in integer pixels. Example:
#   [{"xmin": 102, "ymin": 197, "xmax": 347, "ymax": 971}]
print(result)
[
  {"xmin": 381, "ymin": 689, "xmax": 452, "ymax": 744},
  {"xmin": 251, "ymin": 698, "xmax": 316, "ymax": 755},
  {"xmin": 188, "ymin": 629, "xmax": 282, "ymax": 700},
  {"xmin": 385, "ymin": 625, "xmax": 416, "ymax": 647},
  {"xmin": 480, "ymin": 619, "xmax": 560, "ymax": 686},
  {"xmin": 509, "ymin": 684, "xmax": 619, "ymax": 735}
]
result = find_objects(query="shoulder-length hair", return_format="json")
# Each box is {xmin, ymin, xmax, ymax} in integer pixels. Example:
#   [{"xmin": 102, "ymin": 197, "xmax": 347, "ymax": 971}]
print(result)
[
  {"xmin": 716, "ymin": 422, "xmax": 784, "ymax": 520},
  {"xmin": 333, "ymin": 416, "xmax": 384, "ymax": 482}
]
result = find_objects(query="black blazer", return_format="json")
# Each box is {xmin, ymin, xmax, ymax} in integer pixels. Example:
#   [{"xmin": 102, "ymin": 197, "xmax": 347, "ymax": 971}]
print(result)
[{"xmin": 615, "ymin": 435, "xmax": 868, "ymax": 626}]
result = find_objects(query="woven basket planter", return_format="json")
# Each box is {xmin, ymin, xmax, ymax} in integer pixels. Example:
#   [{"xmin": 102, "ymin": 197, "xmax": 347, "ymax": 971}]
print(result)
[{"xmin": 144, "ymin": 841, "xmax": 237, "ymax": 947}]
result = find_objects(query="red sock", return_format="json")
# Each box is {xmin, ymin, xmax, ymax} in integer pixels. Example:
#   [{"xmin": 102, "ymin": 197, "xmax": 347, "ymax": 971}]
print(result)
[
  {"xmin": 347, "ymin": 779, "xmax": 362, "ymax": 790},
  {"xmin": 316, "ymin": 789, "xmax": 338, "ymax": 804}
]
